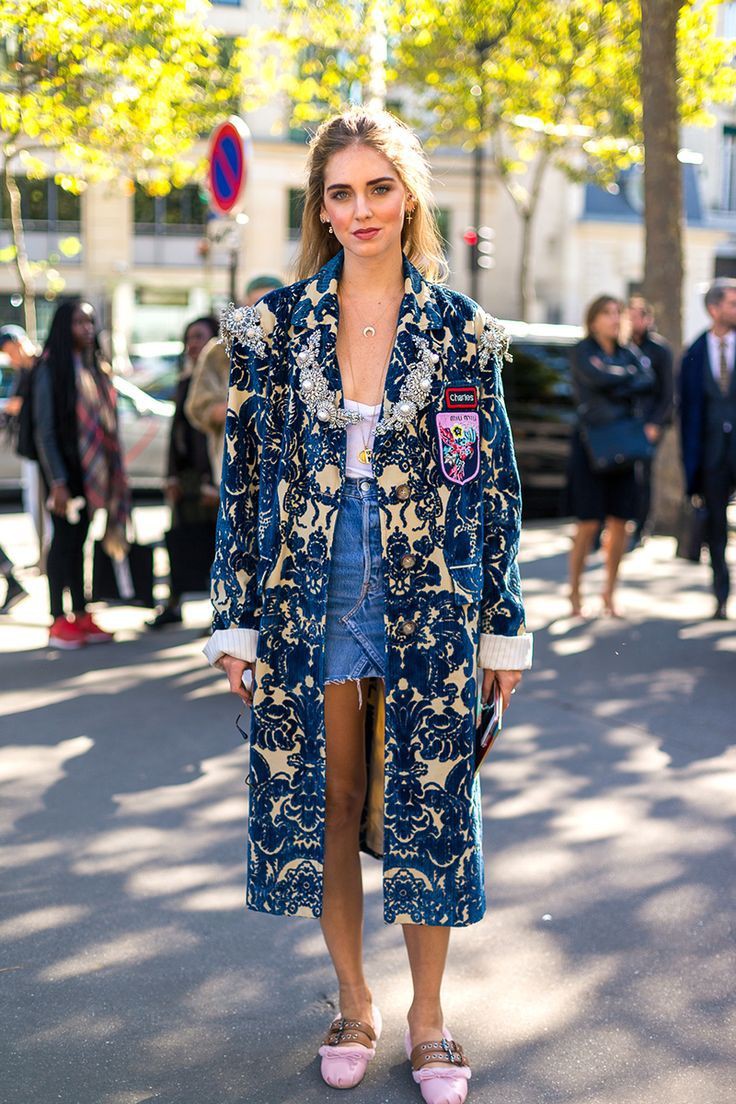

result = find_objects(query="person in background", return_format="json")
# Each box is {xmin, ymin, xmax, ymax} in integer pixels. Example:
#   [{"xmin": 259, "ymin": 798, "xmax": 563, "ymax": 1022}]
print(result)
[
  {"xmin": 146, "ymin": 315, "xmax": 219, "ymax": 630},
  {"xmin": 680, "ymin": 279, "xmax": 736, "ymax": 620},
  {"xmin": 185, "ymin": 276, "xmax": 283, "ymax": 475},
  {"xmin": 567, "ymin": 295, "xmax": 655, "ymax": 618},
  {"xmin": 0, "ymin": 324, "xmax": 48, "ymax": 566},
  {"xmin": 626, "ymin": 297, "xmax": 674, "ymax": 546},
  {"xmin": 32, "ymin": 299, "xmax": 130, "ymax": 649}
]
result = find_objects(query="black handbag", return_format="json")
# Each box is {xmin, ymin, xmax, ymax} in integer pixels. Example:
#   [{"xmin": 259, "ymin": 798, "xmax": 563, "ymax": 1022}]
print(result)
[
  {"xmin": 676, "ymin": 497, "xmax": 708, "ymax": 562},
  {"xmin": 581, "ymin": 418, "xmax": 655, "ymax": 473},
  {"xmin": 90, "ymin": 539, "xmax": 155, "ymax": 607},
  {"xmin": 165, "ymin": 520, "xmax": 216, "ymax": 596}
]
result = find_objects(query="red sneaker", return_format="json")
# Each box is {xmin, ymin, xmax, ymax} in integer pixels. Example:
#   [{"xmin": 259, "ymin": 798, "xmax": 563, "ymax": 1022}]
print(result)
[
  {"xmin": 49, "ymin": 615, "xmax": 86, "ymax": 650},
  {"xmin": 74, "ymin": 612, "xmax": 114, "ymax": 644}
]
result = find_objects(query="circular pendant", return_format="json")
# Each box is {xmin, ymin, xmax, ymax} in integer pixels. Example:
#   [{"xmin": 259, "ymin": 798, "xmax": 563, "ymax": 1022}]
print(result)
[
  {"xmin": 358, "ymin": 448, "xmax": 372, "ymax": 464},
  {"xmin": 363, "ymin": 325, "xmax": 376, "ymax": 338}
]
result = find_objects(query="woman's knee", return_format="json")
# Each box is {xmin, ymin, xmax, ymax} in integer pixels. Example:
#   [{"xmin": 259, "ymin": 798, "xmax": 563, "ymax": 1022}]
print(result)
[{"xmin": 324, "ymin": 784, "xmax": 365, "ymax": 833}]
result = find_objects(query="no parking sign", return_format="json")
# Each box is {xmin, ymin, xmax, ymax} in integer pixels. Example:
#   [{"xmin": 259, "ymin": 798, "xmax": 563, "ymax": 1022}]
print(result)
[{"xmin": 206, "ymin": 117, "xmax": 252, "ymax": 217}]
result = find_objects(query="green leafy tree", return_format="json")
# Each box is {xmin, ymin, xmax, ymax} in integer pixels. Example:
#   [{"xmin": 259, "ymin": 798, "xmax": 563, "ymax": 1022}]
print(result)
[
  {"xmin": 247, "ymin": 1, "xmax": 733, "ymax": 319},
  {"xmin": 396, "ymin": 0, "xmax": 735, "ymax": 318},
  {"xmin": 0, "ymin": 0, "xmax": 236, "ymax": 337}
]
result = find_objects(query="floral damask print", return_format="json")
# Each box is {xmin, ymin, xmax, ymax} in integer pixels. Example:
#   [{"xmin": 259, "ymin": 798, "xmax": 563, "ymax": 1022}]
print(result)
[{"xmin": 211, "ymin": 252, "xmax": 527, "ymax": 927}]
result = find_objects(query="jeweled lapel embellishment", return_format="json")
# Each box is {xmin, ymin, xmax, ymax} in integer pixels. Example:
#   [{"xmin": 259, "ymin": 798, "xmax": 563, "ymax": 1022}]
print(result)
[
  {"xmin": 296, "ymin": 332, "xmax": 362, "ymax": 428},
  {"xmin": 374, "ymin": 337, "xmax": 437, "ymax": 436},
  {"xmin": 220, "ymin": 303, "xmax": 267, "ymax": 359},
  {"xmin": 478, "ymin": 315, "xmax": 511, "ymax": 372}
]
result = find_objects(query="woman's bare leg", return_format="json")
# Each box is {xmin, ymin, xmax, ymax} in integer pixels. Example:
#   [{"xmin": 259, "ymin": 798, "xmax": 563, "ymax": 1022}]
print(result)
[
  {"xmin": 602, "ymin": 516, "xmax": 628, "ymax": 615},
  {"xmin": 403, "ymin": 924, "xmax": 452, "ymax": 1063},
  {"xmin": 320, "ymin": 679, "xmax": 374, "ymax": 1029},
  {"xmin": 569, "ymin": 520, "xmax": 599, "ymax": 615}
]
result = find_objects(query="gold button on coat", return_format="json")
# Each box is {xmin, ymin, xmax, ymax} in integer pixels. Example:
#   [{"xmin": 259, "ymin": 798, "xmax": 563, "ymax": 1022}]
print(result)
[
  {"xmin": 401, "ymin": 553, "xmax": 416, "ymax": 569},
  {"xmin": 396, "ymin": 483, "xmax": 410, "ymax": 501},
  {"xmin": 400, "ymin": 620, "xmax": 417, "ymax": 637}
]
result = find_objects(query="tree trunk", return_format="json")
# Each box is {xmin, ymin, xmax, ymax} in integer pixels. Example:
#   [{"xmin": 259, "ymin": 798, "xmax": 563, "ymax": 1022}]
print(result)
[
  {"xmin": 2, "ymin": 159, "xmax": 37, "ymax": 340},
  {"xmin": 640, "ymin": 0, "xmax": 683, "ymax": 535},
  {"xmin": 516, "ymin": 149, "xmax": 549, "ymax": 320}
]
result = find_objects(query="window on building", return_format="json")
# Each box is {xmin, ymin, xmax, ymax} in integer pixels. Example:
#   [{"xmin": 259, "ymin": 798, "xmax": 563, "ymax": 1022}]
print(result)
[
  {"xmin": 722, "ymin": 2, "xmax": 736, "ymax": 38},
  {"xmin": 133, "ymin": 184, "xmax": 209, "ymax": 235},
  {"xmin": 715, "ymin": 255, "xmax": 736, "ymax": 278},
  {"xmin": 721, "ymin": 126, "xmax": 736, "ymax": 211},
  {"xmin": 288, "ymin": 188, "xmax": 306, "ymax": 240},
  {"xmin": 0, "ymin": 175, "xmax": 81, "ymax": 229}
]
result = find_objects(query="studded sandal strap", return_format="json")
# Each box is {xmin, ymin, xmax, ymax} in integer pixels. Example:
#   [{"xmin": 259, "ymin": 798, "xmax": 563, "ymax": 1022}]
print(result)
[
  {"xmin": 410, "ymin": 1038, "xmax": 469, "ymax": 1071},
  {"xmin": 322, "ymin": 1017, "xmax": 377, "ymax": 1048}
]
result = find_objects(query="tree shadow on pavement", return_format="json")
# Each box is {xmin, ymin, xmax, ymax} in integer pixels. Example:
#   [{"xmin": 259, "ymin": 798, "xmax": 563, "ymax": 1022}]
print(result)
[{"xmin": 1, "ymin": 572, "xmax": 734, "ymax": 1103}]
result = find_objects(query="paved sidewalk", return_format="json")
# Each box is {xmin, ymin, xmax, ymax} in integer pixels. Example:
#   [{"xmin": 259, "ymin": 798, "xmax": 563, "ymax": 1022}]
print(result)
[{"xmin": 0, "ymin": 506, "xmax": 734, "ymax": 1104}]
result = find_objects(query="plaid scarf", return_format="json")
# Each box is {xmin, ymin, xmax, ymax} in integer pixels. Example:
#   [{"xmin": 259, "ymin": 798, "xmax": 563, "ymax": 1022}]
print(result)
[{"xmin": 75, "ymin": 358, "xmax": 130, "ymax": 558}]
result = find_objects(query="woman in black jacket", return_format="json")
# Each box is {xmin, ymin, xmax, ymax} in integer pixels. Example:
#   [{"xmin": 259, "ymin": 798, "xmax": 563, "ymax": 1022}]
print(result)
[
  {"xmin": 147, "ymin": 316, "xmax": 219, "ymax": 629},
  {"xmin": 33, "ymin": 299, "xmax": 129, "ymax": 648},
  {"xmin": 568, "ymin": 295, "xmax": 654, "ymax": 617}
]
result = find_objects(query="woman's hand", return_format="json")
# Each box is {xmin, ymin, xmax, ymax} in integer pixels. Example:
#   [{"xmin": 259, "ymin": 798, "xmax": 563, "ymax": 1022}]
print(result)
[
  {"xmin": 220, "ymin": 655, "xmax": 255, "ymax": 706},
  {"xmin": 49, "ymin": 483, "xmax": 70, "ymax": 517},
  {"xmin": 644, "ymin": 423, "xmax": 661, "ymax": 444},
  {"xmin": 481, "ymin": 668, "xmax": 523, "ymax": 712}
]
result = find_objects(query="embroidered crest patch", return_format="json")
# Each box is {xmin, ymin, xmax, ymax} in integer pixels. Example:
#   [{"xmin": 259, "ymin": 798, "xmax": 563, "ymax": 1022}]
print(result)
[{"xmin": 436, "ymin": 411, "xmax": 480, "ymax": 485}]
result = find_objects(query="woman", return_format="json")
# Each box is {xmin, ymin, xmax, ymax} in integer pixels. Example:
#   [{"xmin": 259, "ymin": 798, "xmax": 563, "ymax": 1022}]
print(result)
[
  {"xmin": 204, "ymin": 108, "xmax": 533, "ymax": 1103},
  {"xmin": 147, "ymin": 315, "xmax": 219, "ymax": 630},
  {"xmin": 567, "ymin": 296, "xmax": 655, "ymax": 617},
  {"xmin": 33, "ymin": 299, "xmax": 129, "ymax": 648}
]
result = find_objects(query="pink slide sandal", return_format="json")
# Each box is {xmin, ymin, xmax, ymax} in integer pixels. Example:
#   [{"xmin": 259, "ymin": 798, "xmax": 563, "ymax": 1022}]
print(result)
[
  {"xmin": 404, "ymin": 1026, "xmax": 471, "ymax": 1104},
  {"xmin": 319, "ymin": 1006, "xmax": 382, "ymax": 1089}
]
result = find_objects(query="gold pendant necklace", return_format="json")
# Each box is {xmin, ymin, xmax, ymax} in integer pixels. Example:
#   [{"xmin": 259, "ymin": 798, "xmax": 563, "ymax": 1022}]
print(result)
[{"xmin": 340, "ymin": 286, "xmax": 402, "ymax": 339}]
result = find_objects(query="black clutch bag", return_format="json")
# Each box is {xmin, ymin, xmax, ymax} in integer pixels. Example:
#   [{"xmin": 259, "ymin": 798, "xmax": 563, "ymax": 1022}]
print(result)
[
  {"xmin": 582, "ymin": 418, "xmax": 655, "ymax": 473},
  {"xmin": 91, "ymin": 539, "xmax": 155, "ymax": 607},
  {"xmin": 676, "ymin": 497, "xmax": 707, "ymax": 562}
]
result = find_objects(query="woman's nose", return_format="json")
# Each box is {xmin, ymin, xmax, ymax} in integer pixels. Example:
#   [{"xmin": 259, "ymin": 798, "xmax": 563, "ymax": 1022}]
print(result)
[{"xmin": 354, "ymin": 193, "xmax": 373, "ymax": 219}]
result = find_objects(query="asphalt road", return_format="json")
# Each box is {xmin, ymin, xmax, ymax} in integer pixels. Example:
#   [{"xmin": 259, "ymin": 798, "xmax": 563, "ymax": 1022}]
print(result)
[{"xmin": 0, "ymin": 506, "xmax": 734, "ymax": 1104}]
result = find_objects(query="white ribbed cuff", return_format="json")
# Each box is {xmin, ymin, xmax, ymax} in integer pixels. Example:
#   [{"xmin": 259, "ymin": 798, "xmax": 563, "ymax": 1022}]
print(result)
[
  {"xmin": 203, "ymin": 627, "xmax": 259, "ymax": 668},
  {"xmin": 478, "ymin": 632, "xmax": 533, "ymax": 671}
]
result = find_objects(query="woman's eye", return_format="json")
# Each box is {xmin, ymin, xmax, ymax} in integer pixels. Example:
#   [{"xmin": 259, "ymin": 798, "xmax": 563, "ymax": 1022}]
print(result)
[
  {"xmin": 373, "ymin": 185, "xmax": 390, "ymax": 194},
  {"xmin": 332, "ymin": 190, "xmax": 349, "ymax": 200}
]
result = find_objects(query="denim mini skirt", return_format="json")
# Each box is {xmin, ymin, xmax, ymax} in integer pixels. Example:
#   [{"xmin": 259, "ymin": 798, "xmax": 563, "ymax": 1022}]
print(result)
[{"xmin": 324, "ymin": 477, "xmax": 387, "ymax": 683}]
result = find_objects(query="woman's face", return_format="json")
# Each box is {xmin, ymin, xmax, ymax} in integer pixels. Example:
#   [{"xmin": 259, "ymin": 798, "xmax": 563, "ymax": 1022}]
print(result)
[
  {"xmin": 71, "ymin": 304, "xmax": 96, "ymax": 351},
  {"xmin": 320, "ymin": 144, "xmax": 412, "ymax": 264},
  {"xmin": 590, "ymin": 301, "xmax": 621, "ymax": 344},
  {"xmin": 185, "ymin": 322, "xmax": 214, "ymax": 364}
]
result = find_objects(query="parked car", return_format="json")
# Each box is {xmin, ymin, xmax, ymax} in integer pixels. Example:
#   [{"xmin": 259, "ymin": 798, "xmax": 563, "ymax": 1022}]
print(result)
[
  {"xmin": 126, "ymin": 340, "xmax": 183, "ymax": 402},
  {"xmin": 502, "ymin": 321, "xmax": 582, "ymax": 518},
  {"xmin": 0, "ymin": 371, "xmax": 173, "ymax": 495}
]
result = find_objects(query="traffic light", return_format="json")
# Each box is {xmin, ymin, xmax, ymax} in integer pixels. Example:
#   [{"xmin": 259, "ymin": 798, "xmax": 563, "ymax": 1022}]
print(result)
[
  {"xmin": 477, "ymin": 225, "xmax": 495, "ymax": 269},
  {"xmin": 464, "ymin": 225, "xmax": 494, "ymax": 270}
]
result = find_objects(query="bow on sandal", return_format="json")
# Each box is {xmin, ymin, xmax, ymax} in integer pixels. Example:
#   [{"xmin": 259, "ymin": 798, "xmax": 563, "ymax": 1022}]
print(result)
[
  {"xmin": 404, "ymin": 1027, "xmax": 471, "ymax": 1104},
  {"xmin": 319, "ymin": 1007, "xmax": 383, "ymax": 1089}
]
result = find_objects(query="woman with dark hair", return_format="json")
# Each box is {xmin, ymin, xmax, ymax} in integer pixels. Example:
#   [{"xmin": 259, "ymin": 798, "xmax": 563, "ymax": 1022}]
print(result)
[
  {"xmin": 204, "ymin": 107, "xmax": 533, "ymax": 1102},
  {"xmin": 32, "ymin": 298, "xmax": 130, "ymax": 648},
  {"xmin": 147, "ymin": 315, "xmax": 219, "ymax": 629},
  {"xmin": 567, "ymin": 295, "xmax": 655, "ymax": 617}
]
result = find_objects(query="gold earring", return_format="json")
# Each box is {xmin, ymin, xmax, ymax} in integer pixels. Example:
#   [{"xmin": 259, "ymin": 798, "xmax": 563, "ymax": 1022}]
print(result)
[{"xmin": 406, "ymin": 208, "xmax": 414, "ymax": 224}]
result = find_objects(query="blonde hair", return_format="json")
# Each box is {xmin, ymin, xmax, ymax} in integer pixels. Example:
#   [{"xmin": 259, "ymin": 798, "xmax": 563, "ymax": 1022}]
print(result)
[{"xmin": 293, "ymin": 107, "xmax": 448, "ymax": 283}]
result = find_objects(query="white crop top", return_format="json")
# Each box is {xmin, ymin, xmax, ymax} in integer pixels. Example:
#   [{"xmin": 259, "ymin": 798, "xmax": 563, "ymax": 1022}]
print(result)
[{"xmin": 344, "ymin": 398, "xmax": 382, "ymax": 478}]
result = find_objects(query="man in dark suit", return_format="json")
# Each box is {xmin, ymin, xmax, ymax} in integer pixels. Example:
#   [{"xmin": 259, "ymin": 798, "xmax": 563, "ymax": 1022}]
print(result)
[
  {"xmin": 680, "ymin": 279, "xmax": 736, "ymax": 619},
  {"xmin": 627, "ymin": 297, "xmax": 674, "ymax": 544}
]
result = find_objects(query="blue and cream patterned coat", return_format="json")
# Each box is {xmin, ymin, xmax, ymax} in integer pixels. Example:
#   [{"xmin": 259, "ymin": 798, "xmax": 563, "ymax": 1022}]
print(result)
[{"xmin": 204, "ymin": 251, "xmax": 533, "ymax": 927}]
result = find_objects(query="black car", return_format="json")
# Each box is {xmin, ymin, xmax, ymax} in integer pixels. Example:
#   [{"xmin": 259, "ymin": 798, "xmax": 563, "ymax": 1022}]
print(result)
[{"xmin": 502, "ymin": 321, "xmax": 583, "ymax": 518}]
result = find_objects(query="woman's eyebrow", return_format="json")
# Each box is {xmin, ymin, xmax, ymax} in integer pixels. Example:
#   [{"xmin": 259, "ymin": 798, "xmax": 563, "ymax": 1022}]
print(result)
[{"xmin": 325, "ymin": 176, "xmax": 396, "ymax": 192}]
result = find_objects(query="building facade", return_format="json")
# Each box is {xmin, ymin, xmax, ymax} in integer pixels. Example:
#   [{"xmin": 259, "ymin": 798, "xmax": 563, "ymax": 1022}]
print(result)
[{"xmin": 2, "ymin": 0, "xmax": 736, "ymax": 348}]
